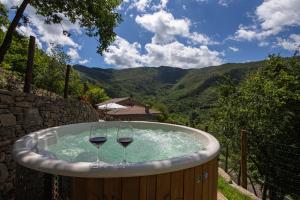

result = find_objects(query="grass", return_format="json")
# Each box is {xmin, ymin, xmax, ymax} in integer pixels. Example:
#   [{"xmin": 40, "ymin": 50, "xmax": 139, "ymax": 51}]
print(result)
[{"xmin": 218, "ymin": 176, "xmax": 252, "ymax": 200}]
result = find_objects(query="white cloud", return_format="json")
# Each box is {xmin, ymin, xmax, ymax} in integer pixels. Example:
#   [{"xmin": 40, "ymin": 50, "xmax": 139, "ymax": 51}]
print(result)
[
  {"xmin": 256, "ymin": 0, "xmax": 300, "ymax": 33},
  {"xmin": 277, "ymin": 34, "xmax": 300, "ymax": 51},
  {"xmin": 151, "ymin": 0, "xmax": 169, "ymax": 11},
  {"xmin": 103, "ymin": 36, "xmax": 143, "ymax": 68},
  {"xmin": 229, "ymin": 46, "xmax": 239, "ymax": 52},
  {"xmin": 1, "ymin": 0, "xmax": 81, "ymax": 54},
  {"xmin": 258, "ymin": 41, "xmax": 269, "ymax": 47},
  {"xmin": 129, "ymin": 0, "xmax": 151, "ymax": 12},
  {"xmin": 103, "ymin": 36, "xmax": 222, "ymax": 69},
  {"xmin": 125, "ymin": 0, "xmax": 168, "ymax": 12},
  {"xmin": 188, "ymin": 32, "xmax": 218, "ymax": 45},
  {"xmin": 0, "ymin": 25, "xmax": 7, "ymax": 32},
  {"xmin": 105, "ymin": 9, "xmax": 222, "ymax": 69},
  {"xmin": 135, "ymin": 10, "xmax": 217, "ymax": 45},
  {"xmin": 136, "ymin": 10, "xmax": 190, "ymax": 44},
  {"xmin": 67, "ymin": 48, "xmax": 80, "ymax": 60},
  {"xmin": 218, "ymin": 0, "xmax": 232, "ymax": 7},
  {"xmin": 0, "ymin": 0, "xmax": 22, "ymax": 8},
  {"xmin": 79, "ymin": 59, "xmax": 89, "ymax": 65},
  {"xmin": 26, "ymin": 6, "xmax": 81, "ymax": 48},
  {"xmin": 234, "ymin": 25, "xmax": 259, "ymax": 41},
  {"xmin": 16, "ymin": 25, "xmax": 43, "ymax": 48},
  {"xmin": 143, "ymin": 42, "xmax": 222, "ymax": 68},
  {"xmin": 234, "ymin": 0, "xmax": 300, "ymax": 41}
]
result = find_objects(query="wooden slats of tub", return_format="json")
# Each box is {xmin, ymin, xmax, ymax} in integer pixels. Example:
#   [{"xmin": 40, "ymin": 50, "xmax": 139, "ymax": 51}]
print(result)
[{"xmin": 71, "ymin": 157, "xmax": 218, "ymax": 200}]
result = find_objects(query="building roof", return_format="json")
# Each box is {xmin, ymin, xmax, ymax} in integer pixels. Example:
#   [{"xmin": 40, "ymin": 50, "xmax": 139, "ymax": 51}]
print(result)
[
  {"xmin": 107, "ymin": 105, "xmax": 161, "ymax": 116},
  {"xmin": 95, "ymin": 97, "xmax": 130, "ymax": 106}
]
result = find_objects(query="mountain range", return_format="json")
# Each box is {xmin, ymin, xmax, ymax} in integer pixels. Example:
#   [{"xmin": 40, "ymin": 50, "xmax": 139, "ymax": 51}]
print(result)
[{"xmin": 74, "ymin": 61, "xmax": 263, "ymax": 116}]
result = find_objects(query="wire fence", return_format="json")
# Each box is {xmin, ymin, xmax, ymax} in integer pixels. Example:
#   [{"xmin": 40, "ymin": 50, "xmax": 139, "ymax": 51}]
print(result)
[
  {"xmin": 215, "ymin": 127, "xmax": 300, "ymax": 200},
  {"xmin": 250, "ymin": 143, "xmax": 300, "ymax": 200}
]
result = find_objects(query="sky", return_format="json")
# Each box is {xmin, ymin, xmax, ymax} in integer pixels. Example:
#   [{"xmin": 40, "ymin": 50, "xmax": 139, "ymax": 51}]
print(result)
[{"xmin": 1, "ymin": 0, "xmax": 300, "ymax": 69}]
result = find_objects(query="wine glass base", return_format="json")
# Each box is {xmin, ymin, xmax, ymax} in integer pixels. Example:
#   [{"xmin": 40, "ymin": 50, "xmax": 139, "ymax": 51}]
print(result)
[
  {"xmin": 89, "ymin": 161, "xmax": 107, "ymax": 168},
  {"xmin": 119, "ymin": 161, "xmax": 131, "ymax": 168}
]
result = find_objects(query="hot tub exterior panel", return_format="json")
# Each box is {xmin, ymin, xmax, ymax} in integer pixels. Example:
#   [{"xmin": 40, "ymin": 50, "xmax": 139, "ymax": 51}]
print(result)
[
  {"xmin": 122, "ymin": 177, "xmax": 140, "ymax": 200},
  {"xmin": 156, "ymin": 173, "xmax": 171, "ymax": 199},
  {"xmin": 171, "ymin": 171, "xmax": 184, "ymax": 199},
  {"xmin": 71, "ymin": 157, "xmax": 218, "ymax": 200},
  {"xmin": 184, "ymin": 167, "xmax": 195, "ymax": 200},
  {"xmin": 194, "ymin": 164, "xmax": 203, "ymax": 199},
  {"xmin": 140, "ymin": 175, "xmax": 156, "ymax": 200}
]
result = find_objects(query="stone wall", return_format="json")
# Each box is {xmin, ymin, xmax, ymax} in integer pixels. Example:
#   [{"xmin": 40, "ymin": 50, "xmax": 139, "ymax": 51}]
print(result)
[{"xmin": 0, "ymin": 89, "xmax": 99, "ymax": 200}]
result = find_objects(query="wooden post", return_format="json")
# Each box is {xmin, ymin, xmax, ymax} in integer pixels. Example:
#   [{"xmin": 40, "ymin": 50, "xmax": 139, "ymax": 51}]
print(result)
[
  {"xmin": 205, "ymin": 125, "xmax": 208, "ymax": 132},
  {"xmin": 83, "ymin": 82, "xmax": 88, "ymax": 94},
  {"xmin": 64, "ymin": 64, "xmax": 71, "ymax": 99},
  {"xmin": 240, "ymin": 129, "xmax": 247, "ymax": 189},
  {"xmin": 23, "ymin": 36, "xmax": 35, "ymax": 93},
  {"xmin": 225, "ymin": 143, "xmax": 229, "ymax": 172}
]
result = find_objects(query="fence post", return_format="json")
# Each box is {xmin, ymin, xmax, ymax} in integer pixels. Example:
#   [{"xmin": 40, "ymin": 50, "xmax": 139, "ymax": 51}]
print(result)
[
  {"xmin": 64, "ymin": 64, "xmax": 71, "ymax": 99},
  {"xmin": 225, "ymin": 142, "xmax": 229, "ymax": 172},
  {"xmin": 205, "ymin": 125, "xmax": 208, "ymax": 132},
  {"xmin": 240, "ymin": 129, "xmax": 247, "ymax": 189},
  {"xmin": 23, "ymin": 35, "xmax": 35, "ymax": 93}
]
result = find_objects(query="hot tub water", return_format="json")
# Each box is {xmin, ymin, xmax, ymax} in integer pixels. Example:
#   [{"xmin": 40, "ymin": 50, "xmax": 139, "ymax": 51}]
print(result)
[{"xmin": 47, "ymin": 127, "xmax": 205, "ymax": 164}]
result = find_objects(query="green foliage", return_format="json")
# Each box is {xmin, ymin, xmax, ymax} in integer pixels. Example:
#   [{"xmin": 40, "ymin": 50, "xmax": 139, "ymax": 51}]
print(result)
[
  {"xmin": 153, "ymin": 102, "xmax": 169, "ymax": 122},
  {"xmin": 218, "ymin": 177, "xmax": 251, "ymax": 200},
  {"xmin": 84, "ymin": 85, "xmax": 109, "ymax": 105},
  {"xmin": 213, "ymin": 55, "xmax": 300, "ymax": 199},
  {"xmin": 0, "ymin": 34, "xmax": 28, "ymax": 72},
  {"xmin": 0, "ymin": 3, "xmax": 9, "ymax": 29},
  {"xmin": 0, "ymin": 4, "xmax": 108, "ymax": 101},
  {"xmin": 33, "ymin": 45, "xmax": 80, "ymax": 96},
  {"xmin": 29, "ymin": 0, "xmax": 122, "ymax": 54}
]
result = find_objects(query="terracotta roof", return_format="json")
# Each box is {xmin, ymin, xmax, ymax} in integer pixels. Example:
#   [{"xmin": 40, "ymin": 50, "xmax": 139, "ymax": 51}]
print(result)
[
  {"xmin": 107, "ymin": 105, "xmax": 161, "ymax": 116},
  {"xmin": 95, "ymin": 97, "xmax": 129, "ymax": 106}
]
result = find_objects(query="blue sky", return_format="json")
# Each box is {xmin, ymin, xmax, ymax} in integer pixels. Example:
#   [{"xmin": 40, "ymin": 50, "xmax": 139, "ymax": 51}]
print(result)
[{"xmin": 2, "ymin": 0, "xmax": 300, "ymax": 68}]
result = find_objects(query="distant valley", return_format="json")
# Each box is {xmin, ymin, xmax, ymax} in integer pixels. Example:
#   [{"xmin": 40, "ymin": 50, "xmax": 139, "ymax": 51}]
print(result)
[{"xmin": 74, "ymin": 61, "xmax": 263, "ymax": 117}]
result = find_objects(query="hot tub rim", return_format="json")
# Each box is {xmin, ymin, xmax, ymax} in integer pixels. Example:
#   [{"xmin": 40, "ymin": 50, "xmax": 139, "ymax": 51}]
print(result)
[{"xmin": 13, "ymin": 121, "xmax": 220, "ymax": 178}]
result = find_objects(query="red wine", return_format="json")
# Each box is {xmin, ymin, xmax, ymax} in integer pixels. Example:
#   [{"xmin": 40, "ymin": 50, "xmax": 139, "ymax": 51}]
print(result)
[
  {"xmin": 117, "ymin": 137, "xmax": 133, "ymax": 148},
  {"xmin": 89, "ymin": 136, "xmax": 107, "ymax": 148}
]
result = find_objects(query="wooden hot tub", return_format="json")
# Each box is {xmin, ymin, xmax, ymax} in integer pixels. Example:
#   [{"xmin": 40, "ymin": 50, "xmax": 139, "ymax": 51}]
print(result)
[
  {"xmin": 13, "ymin": 122, "xmax": 220, "ymax": 200},
  {"xmin": 71, "ymin": 157, "xmax": 218, "ymax": 200}
]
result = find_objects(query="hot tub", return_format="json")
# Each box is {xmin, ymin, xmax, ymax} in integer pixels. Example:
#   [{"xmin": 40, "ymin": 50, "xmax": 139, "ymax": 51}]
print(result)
[{"xmin": 13, "ymin": 121, "xmax": 220, "ymax": 200}]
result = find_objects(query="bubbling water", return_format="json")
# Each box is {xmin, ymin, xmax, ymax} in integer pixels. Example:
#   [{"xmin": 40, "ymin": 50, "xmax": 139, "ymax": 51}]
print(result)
[{"xmin": 47, "ymin": 128, "xmax": 205, "ymax": 164}]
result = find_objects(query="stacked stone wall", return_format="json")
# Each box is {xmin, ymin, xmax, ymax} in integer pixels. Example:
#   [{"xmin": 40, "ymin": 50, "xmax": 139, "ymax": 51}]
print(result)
[{"xmin": 0, "ymin": 89, "xmax": 99, "ymax": 200}]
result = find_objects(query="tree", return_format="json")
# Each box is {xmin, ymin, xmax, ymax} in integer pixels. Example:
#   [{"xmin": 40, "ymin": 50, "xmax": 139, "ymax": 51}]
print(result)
[
  {"xmin": 0, "ymin": 0, "xmax": 122, "ymax": 64},
  {"xmin": 34, "ymin": 45, "xmax": 70, "ymax": 95},
  {"xmin": 0, "ymin": 3, "xmax": 9, "ymax": 30},
  {"xmin": 84, "ymin": 85, "xmax": 109, "ymax": 105},
  {"xmin": 214, "ymin": 55, "xmax": 300, "ymax": 199},
  {"xmin": 213, "ymin": 76, "xmax": 240, "ymax": 173}
]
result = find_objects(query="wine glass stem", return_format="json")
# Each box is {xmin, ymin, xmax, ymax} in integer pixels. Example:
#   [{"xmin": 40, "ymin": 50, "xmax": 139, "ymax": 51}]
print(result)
[
  {"xmin": 97, "ymin": 148, "xmax": 100, "ymax": 163},
  {"xmin": 123, "ymin": 148, "xmax": 126, "ymax": 164}
]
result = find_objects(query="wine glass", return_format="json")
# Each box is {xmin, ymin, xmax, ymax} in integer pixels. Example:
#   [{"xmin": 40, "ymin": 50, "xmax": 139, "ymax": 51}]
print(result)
[
  {"xmin": 89, "ymin": 123, "xmax": 107, "ymax": 168},
  {"xmin": 117, "ymin": 124, "xmax": 134, "ymax": 165}
]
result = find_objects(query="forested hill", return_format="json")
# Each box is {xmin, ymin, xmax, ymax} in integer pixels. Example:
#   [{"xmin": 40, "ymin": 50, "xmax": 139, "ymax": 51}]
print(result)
[{"xmin": 74, "ymin": 61, "xmax": 262, "ymax": 116}]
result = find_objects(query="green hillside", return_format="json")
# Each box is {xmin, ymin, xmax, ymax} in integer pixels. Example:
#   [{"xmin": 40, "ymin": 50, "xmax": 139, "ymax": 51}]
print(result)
[{"xmin": 74, "ymin": 61, "xmax": 262, "ymax": 118}]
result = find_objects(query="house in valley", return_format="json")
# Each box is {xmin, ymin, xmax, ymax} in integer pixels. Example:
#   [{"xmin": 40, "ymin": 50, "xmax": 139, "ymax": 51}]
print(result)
[{"xmin": 95, "ymin": 97, "xmax": 161, "ymax": 121}]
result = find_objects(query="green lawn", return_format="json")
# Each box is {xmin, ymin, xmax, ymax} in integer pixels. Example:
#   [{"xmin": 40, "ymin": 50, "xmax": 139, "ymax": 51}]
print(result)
[{"xmin": 218, "ymin": 176, "xmax": 252, "ymax": 200}]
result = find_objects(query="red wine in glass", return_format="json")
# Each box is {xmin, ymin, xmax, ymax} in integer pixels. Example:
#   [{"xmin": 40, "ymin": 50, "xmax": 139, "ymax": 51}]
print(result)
[
  {"xmin": 89, "ymin": 124, "xmax": 107, "ymax": 167},
  {"xmin": 117, "ymin": 124, "xmax": 134, "ymax": 164},
  {"xmin": 89, "ymin": 136, "xmax": 107, "ymax": 149},
  {"xmin": 117, "ymin": 137, "xmax": 133, "ymax": 148}
]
